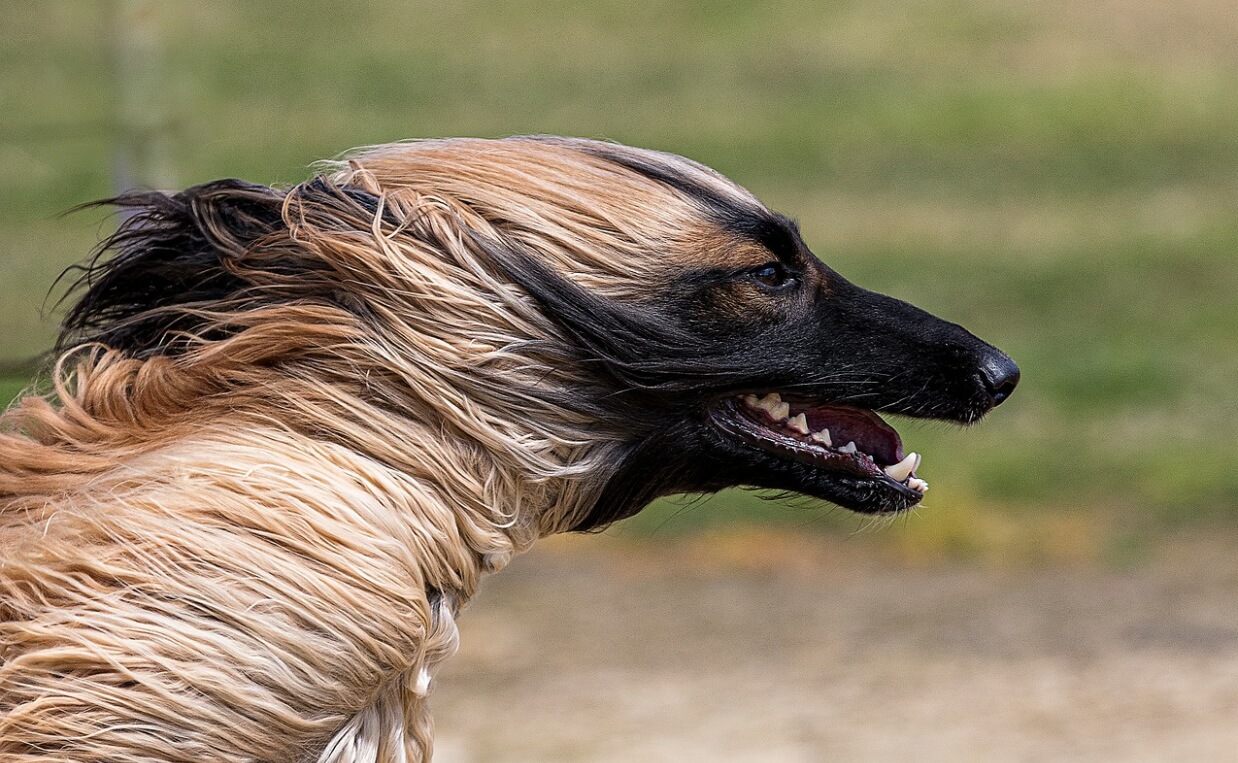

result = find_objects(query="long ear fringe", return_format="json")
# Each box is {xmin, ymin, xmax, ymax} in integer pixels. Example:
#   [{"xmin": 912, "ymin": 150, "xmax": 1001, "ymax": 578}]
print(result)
[
  {"xmin": 55, "ymin": 180, "xmax": 289, "ymax": 356},
  {"xmin": 474, "ymin": 233, "xmax": 783, "ymax": 400}
]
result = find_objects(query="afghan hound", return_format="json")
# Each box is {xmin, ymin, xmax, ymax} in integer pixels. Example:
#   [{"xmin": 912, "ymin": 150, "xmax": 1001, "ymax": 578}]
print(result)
[{"xmin": 0, "ymin": 136, "xmax": 1018, "ymax": 761}]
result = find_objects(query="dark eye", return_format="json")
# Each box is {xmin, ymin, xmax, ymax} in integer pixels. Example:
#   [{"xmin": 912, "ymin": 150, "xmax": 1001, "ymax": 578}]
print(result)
[{"xmin": 750, "ymin": 262, "xmax": 792, "ymax": 289}]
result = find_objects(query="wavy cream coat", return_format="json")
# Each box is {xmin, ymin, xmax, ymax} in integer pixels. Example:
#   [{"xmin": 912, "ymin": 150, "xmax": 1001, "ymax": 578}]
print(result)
[{"xmin": 0, "ymin": 138, "xmax": 759, "ymax": 761}]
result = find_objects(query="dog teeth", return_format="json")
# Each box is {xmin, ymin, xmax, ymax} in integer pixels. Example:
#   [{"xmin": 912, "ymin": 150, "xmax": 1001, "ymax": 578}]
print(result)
[
  {"xmin": 747, "ymin": 393, "xmax": 790, "ymax": 421},
  {"xmin": 741, "ymin": 395, "xmax": 924, "ymax": 490},
  {"xmin": 883, "ymin": 452, "xmax": 921, "ymax": 482}
]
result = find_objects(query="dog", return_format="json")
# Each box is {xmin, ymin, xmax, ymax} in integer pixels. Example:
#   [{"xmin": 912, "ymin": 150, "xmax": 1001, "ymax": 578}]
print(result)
[{"xmin": 0, "ymin": 136, "xmax": 1017, "ymax": 761}]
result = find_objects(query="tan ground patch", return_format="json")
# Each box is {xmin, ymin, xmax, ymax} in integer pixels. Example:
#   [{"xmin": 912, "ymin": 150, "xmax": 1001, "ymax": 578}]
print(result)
[{"xmin": 434, "ymin": 533, "xmax": 1238, "ymax": 761}]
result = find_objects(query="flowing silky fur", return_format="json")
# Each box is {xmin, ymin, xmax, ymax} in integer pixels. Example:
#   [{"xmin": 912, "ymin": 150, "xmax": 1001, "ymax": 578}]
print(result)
[{"xmin": 0, "ymin": 137, "xmax": 768, "ymax": 761}]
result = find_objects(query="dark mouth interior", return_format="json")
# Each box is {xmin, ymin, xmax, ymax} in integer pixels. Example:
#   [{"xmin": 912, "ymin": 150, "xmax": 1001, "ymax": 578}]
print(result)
[{"xmin": 713, "ymin": 393, "xmax": 928, "ymax": 496}]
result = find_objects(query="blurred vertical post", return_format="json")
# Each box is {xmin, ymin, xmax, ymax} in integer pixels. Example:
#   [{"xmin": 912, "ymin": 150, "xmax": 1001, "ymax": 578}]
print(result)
[{"xmin": 109, "ymin": 0, "xmax": 173, "ymax": 197}]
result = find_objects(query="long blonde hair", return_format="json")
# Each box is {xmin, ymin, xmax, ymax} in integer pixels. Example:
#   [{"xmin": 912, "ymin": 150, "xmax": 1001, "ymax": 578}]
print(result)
[{"xmin": 0, "ymin": 137, "xmax": 763, "ymax": 761}]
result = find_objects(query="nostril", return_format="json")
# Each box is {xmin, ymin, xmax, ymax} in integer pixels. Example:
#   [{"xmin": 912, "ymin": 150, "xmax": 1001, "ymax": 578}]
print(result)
[{"xmin": 980, "ymin": 353, "xmax": 1020, "ymax": 406}]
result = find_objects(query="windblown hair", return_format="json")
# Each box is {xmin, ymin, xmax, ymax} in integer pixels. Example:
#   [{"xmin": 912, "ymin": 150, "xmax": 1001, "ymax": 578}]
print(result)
[{"xmin": 0, "ymin": 137, "xmax": 772, "ymax": 761}]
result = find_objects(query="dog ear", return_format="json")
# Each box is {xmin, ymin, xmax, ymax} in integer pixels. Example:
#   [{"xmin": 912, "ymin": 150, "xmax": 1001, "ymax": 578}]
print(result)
[
  {"xmin": 58, "ymin": 179, "xmax": 389, "ymax": 357},
  {"xmin": 58, "ymin": 180, "xmax": 288, "ymax": 355},
  {"xmin": 474, "ymin": 234, "xmax": 788, "ymax": 402}
]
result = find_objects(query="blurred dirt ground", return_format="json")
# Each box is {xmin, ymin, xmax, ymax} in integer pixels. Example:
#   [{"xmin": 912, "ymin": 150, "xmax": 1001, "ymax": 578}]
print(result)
[{"xmin": 432, "ymin": 531, "xmax": 1238, "ymax": 762}]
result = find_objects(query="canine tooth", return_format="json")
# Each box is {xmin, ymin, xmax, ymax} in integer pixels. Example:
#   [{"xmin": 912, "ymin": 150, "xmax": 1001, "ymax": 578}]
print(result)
[
  {"xmin": 908, "ymin": 477, "xmax": 929, "ymax": 493},
  {"xmin": 787, "ymin": 413, "xmax": 809, "ymax": 434},
  {"xmin": 810, "ymin": 428, "xmax": 832, "ymax": 446},
  {"xmin": 839, "ymin": 441, "xmax": 857, "ymax": 454},
  {"xmin": 752, "ymin": 393, "xmax": 788, "ymax": 419},
  {"xmin": 883, "ymin": 452, "xmax": 919, "ymax": 482},
  {"xmin": 743, "ymin": 394, "xmax": 759, "ymax": 408}
]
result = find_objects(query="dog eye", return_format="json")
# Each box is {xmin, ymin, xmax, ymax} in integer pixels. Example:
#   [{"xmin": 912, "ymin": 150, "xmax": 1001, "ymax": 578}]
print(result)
[{"xmin": 750, "ymin": 262, "xmax": 792, "ymax": 289}]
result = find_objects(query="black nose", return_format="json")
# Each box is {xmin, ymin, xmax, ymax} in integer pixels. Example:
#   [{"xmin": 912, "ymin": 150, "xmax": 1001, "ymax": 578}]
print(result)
[{"xmin": 979, "ymin": 352, "xmax": 1020, "ymax": 406}]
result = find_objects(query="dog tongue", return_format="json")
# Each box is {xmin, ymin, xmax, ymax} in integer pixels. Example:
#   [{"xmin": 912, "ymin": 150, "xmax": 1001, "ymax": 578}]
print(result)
[{"xmin": 801, "ymin": 405, "xmax": 904, "ymax": 465}]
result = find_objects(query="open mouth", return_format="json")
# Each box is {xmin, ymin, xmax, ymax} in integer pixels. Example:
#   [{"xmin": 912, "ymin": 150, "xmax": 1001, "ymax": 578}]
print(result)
[{"xmin": 708, "ymin": 392, "xmax": 927, "ymax": 513}]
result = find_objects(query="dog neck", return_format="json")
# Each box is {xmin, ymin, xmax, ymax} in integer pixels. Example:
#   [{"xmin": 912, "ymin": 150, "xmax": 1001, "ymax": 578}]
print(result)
[{"xmin": 0, "ymin": 350, "xmax": 619, "ymax": 761}]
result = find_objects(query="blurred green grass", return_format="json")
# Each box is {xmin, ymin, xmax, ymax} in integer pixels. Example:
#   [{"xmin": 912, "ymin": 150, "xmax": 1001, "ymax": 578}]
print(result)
[{"xmin": 3, "ymin": 0, "xmax": 1236, "ymax": 549}]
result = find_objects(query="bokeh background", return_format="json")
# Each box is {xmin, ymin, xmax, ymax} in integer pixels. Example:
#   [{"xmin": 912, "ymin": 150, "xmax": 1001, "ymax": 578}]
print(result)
[{"xmin": 4, "ymin": 1, "xmax": 1238, "ymax": 759}]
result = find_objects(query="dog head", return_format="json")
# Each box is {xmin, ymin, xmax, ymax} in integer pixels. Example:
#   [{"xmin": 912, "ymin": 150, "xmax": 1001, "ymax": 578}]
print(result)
[
  {"xmin": 523, "ymin": 138, "xmax": 1018, "ymax": 528},
  {"xmin": 62, "ymin": 136, "xmax": 1017, "ymax": 534}
]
